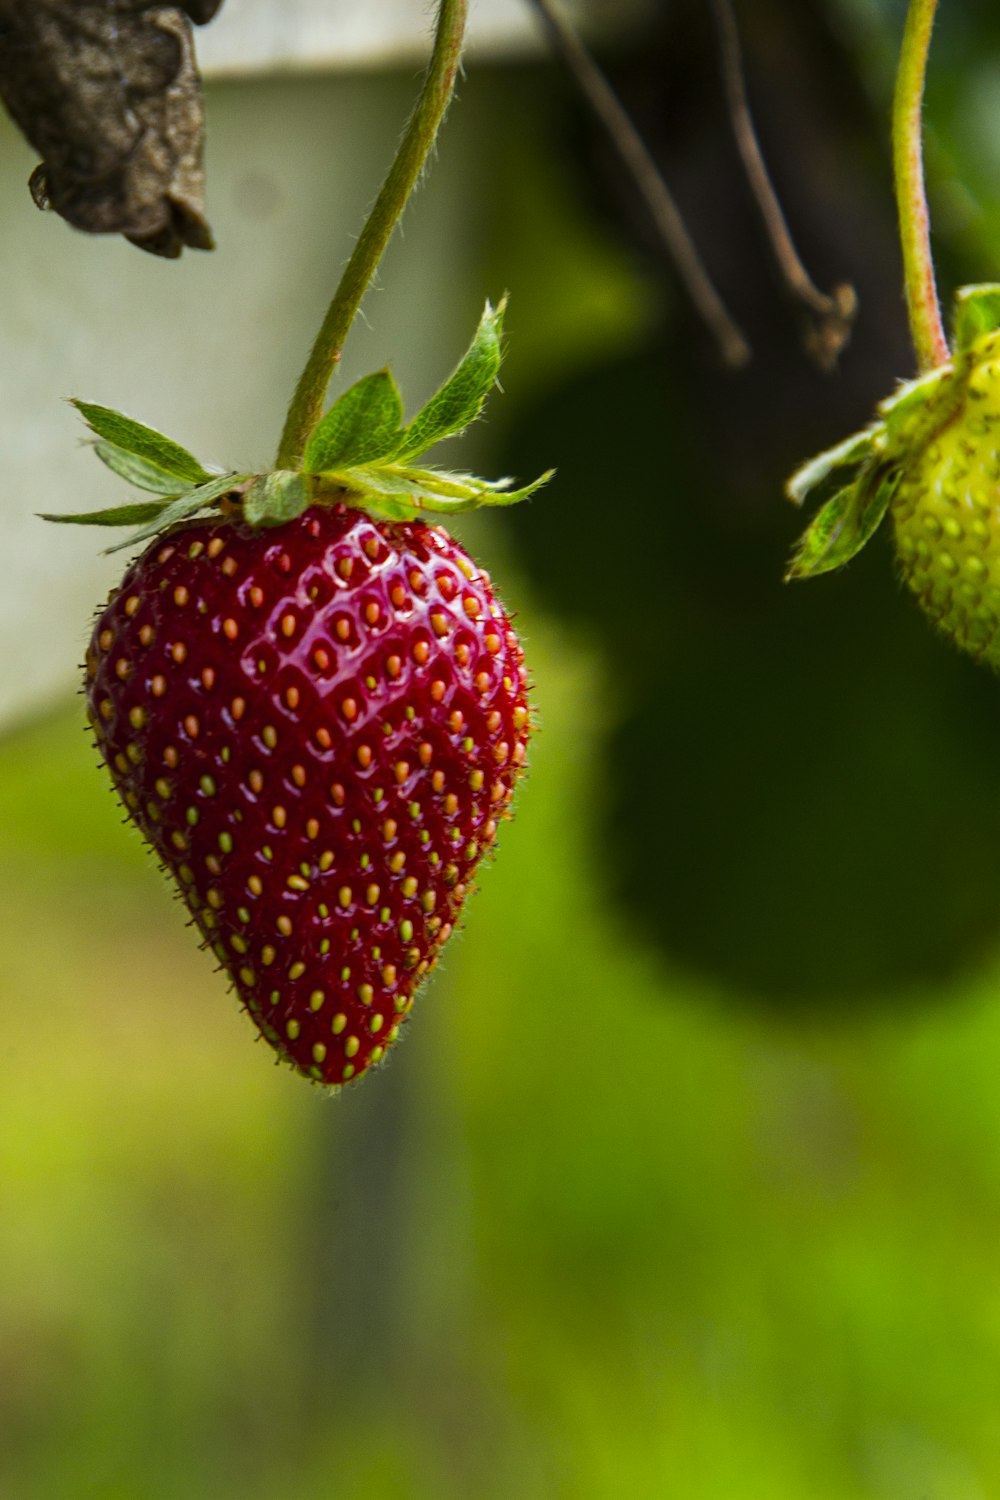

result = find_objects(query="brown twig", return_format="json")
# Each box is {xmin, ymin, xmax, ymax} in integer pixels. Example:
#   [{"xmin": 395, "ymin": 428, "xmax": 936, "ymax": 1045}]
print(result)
[
  {"xmin": 710, "ymin": 0, "xmax": 857, "ymax": 370},
  {"xmin": 528, "ymin": 0, "xmax": 751, "ymax": 369}
]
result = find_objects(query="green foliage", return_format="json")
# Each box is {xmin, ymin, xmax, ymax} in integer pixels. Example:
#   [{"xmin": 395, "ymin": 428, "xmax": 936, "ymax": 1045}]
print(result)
[
  {"xmin": 71, "ymin": 400, "xmax": 212, "ymax": 486},
  {"xmin": 48, "ymin": 301, "xmax": 549, "ymax": 547},
  {"xmin": 784, "ymin": 428, "xmax": 878, "ymax": 509},
  {"xmin": 38, "ymin": 500, "xmax": 175, "ymax": 528},
  {"xmin": 394, "ymin": 298, "xmax": 506, "ymax": 460},
  {"xmin": 304, "ymin": 370, "xmax": 404, "ymax": 472},
  {"xmin": 103, "ymin": 473, "xmax": 251, "ymax": 553},
  {"xmin": 786, "ymin": 467, "xmax": 898, "ymax": 580},
  {"xmin": 952, "ymin": 283, "xmax": 1000, "ymax": 352},
  {"xmin": 92, "ymin": 441, "xmax": 190, "ymax": 496},
  {"xmin": 242, "ymin": 471, "xmax": 310, "ymax": 527}
]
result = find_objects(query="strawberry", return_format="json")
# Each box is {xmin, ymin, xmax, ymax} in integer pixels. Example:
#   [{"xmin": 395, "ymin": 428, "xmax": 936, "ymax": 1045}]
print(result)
[
  {"xmin": 49, "ymin": 301, "xmax": 551, "ymax": 1088},
  {"xmin": 787, "ymin": 284, "xmax": 1000, "ymax": 669},
  {"xmin": 84, "ymin": 503, "xmax": 529, "ymax": 1087}
]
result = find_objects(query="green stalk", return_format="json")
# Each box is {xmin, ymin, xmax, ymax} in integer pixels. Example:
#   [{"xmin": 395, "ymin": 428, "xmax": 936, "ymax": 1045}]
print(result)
[
  {"xmin": 892, "ymin": 0, "xmax": 948, "ymax": 372},
  {"xmin": 276, "ymin": 0, "xmax": 469, "ymax": 470}
]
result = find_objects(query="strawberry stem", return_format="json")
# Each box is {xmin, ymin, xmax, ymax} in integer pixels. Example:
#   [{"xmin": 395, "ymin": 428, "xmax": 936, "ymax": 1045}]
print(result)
[
  {"xmin": 893, "ymin": 0, "xmax": 949, "ymax": 372},
  {"xmin": 275, "ymin": 0, "xmax": 469, "ymax": 471}
]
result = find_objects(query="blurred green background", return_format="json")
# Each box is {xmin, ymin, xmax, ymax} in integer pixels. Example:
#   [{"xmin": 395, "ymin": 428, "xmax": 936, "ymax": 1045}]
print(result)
[{"xmin": 6, "ymin": 1, "xmax": 1000, "ymax": 1495}]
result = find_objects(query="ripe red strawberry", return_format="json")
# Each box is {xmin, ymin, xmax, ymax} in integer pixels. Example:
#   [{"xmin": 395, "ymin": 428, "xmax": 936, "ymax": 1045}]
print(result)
[{"xmin": 84, "ymin": 502, "xmax": 531, "ymax": 1088}]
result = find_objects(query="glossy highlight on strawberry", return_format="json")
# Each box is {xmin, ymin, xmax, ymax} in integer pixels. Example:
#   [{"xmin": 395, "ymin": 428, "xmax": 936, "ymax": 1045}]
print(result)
[{"xmin": 85, "ymin": 504, "xmax": 530, "ymax": 1088}]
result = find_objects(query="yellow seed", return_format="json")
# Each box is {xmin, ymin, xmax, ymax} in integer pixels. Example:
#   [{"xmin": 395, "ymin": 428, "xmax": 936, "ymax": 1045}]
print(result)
[
  {"xmin": 289, "ymin": 961, "xmax": 306, "ymax": 980},
  {"xmin": 312, "ymin": 1043, "xmax": 327, "ymax": 1064},
  {"xmin": 286, "ymin": 1019, "xmax": 300, "ymax": 1041},
  {"xmin": 358, "ymin": 983, "xmax": 374, "ymax": 1006},
  {"xmin": 344, "ymin": 1036, "xmax": 360, "ymax": 1059},
  {"xmin": 332, "ymin": 1013, "xmax": 347, "ymax": 1034},
  {"xmin": 309, "ymin": 990, "xmax": 325, "ymax": 1011}
]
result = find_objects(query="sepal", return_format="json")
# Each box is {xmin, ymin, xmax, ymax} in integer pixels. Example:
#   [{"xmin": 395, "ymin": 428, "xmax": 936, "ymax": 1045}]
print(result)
[
  {"xmin": 39, "ymin": 501, "xmax": 175, "ymax": 527},
  {"xmin": 71, "ymin": 400, "xmax": 212, "ymax": 486},
  {"xmin": 394, "ymin": 298, "xmax": 506, "ymax": 461},
  {"xmin": 785, "ymin": 428, "xmax": 879, "ymax": 509},
  {"xmin": 93, "ymin": 441, "xmax": 191, "ymax": 495},
  {"xmin": 243, "ymin": 471, "xmax": 310, "ymax": 527},
  {"xmin": 786, "ymin": 465, "xmax": 898, "ymax": 580},
  {"xmin": 103, "ymin": 473, "xmax": 251, "ymax": 552},
  {"xmin": 952, "ymin": 283, "xmax": 1000, "ymax": 353},
  {"xmin": 304, "ymin": 371, "xmax": 404, "ymax": 472}
]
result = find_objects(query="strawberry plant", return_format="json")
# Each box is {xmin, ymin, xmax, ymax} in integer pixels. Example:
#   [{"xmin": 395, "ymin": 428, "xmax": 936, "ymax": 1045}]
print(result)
[
  {"xmin": 787, "ymin": 0, "xmax": 1000, "ymax": 671},
  {"xmin": 43, "ymin": 0, "xmax": 549, "ymax": 1089}
]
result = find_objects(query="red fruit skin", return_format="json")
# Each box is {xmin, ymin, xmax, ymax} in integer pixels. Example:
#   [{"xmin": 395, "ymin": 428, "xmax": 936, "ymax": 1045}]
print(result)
[{"xmin": 85, "ymin": 504, "xmax": 530, "ymax": 1088}]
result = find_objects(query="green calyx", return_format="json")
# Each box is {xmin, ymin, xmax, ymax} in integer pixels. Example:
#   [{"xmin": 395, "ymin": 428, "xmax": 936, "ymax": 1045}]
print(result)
[
  {"xmin": 43, "ymin": 298, "xmax": 553, "ymax": 554},
  {"xmin": 786, "ymin": 283, "xmax": 1000, "ymax": 580}
]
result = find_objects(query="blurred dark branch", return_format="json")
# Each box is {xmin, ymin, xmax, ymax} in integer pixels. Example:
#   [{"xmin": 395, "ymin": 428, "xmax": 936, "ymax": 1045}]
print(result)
[
  {"xmin": 528, "ymin": 0, "xmax": 751, "ymax": 368},
  {"xmin": 710, "ymin": 0, "xmax": 856, "ymax": 370}
]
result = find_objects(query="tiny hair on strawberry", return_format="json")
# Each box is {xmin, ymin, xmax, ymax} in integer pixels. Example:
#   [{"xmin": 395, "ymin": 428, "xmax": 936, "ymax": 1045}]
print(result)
[{"xmin": 44, "ymin": 0, "xmax": 551, "ymax": 1090}]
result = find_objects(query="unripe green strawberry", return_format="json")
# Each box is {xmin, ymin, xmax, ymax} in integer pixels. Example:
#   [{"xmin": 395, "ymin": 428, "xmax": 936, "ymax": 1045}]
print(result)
[
  {"xmin": 787, "ymin": 284, "xmax": 1000, "ymax": 671},
  {"xmin": 891, "ymin": 333, "xmax": 1000, "ymax": 665}
]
